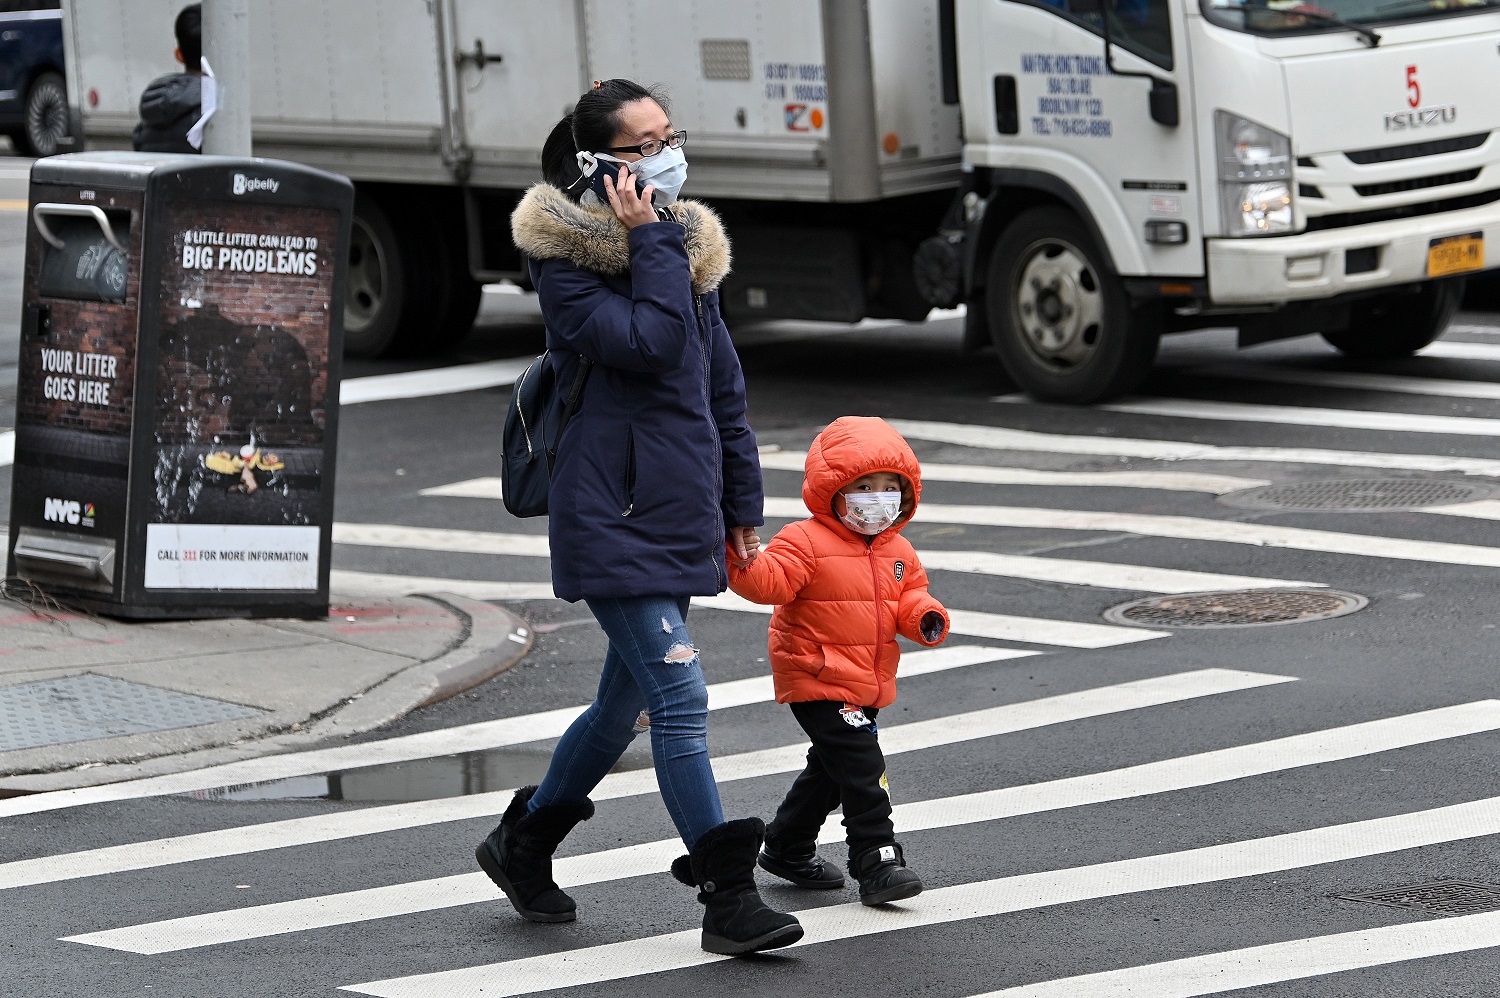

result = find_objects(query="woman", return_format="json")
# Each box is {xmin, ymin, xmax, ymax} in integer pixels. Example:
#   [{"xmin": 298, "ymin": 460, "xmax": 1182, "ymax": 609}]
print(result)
[{"xmin": 475, "ymin": 79, "xmax": 802, "ymax": 957}]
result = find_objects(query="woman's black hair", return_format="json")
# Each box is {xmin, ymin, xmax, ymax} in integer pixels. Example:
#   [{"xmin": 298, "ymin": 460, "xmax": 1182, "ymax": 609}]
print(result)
[{"xmin": 541, "ymin": 79, "xmax": 670, "ymax": 199}]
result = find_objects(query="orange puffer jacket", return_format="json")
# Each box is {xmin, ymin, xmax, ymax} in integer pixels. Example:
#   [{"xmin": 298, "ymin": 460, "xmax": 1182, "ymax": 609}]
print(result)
[{"xmin": 729, "ymin": 416, "xmax": 948, "ymax": 709}]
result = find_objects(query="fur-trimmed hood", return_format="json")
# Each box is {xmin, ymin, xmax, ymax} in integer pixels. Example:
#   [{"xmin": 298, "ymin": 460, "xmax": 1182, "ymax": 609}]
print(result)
[{"xmin": 511, "ymin": 182, "xmax": 731, "ymax": 294}]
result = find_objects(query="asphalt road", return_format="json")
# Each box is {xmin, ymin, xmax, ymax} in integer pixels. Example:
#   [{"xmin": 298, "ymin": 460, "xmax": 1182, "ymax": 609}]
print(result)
[{"xmin": 2, "ymin": 155, "xmax": 1500, "ymax": 996}]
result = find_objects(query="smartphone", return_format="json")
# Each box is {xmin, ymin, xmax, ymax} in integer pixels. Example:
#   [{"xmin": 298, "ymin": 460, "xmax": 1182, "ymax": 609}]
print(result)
[{"xmin": 588, "ymin": 162, "xmax": 653, "ymax": 206}]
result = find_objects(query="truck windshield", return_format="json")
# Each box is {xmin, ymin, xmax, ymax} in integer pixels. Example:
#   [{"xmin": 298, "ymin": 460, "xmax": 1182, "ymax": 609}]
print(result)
[{"xmin": 1203, "ymin": 0, "xmax": 1500, "ymax": 35}]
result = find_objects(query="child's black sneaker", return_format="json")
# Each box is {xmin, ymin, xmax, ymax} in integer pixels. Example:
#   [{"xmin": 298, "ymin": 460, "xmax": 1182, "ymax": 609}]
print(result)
[
  {"xmin": 850, "ymin": 842, "xmax": 923, "ymax": 905},
  {"xmin": 757, "ymin": 839, "xmax": 845, "ymax": 889}
]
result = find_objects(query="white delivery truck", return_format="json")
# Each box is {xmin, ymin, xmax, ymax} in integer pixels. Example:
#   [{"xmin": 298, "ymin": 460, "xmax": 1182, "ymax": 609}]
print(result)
[{"xmin": 60, "ymin": 0, "xmax": 1500, "ymax": 401}]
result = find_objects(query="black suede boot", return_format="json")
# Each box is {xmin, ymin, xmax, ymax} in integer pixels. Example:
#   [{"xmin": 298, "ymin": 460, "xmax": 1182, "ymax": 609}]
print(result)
[
  {"xmin": 757, "ymin": 833, "xmax": 845, "ymax": 890},
  {"xmin": 670, "ymin": 817, "xmax": 804, "ymax": 955},
  {"xmin": 849, "ymin": 842, "xmax": 923, "ymax": 906},
  {"xmin": 475, "ymin": 785, "xmax": 594, "ymax": 922}
]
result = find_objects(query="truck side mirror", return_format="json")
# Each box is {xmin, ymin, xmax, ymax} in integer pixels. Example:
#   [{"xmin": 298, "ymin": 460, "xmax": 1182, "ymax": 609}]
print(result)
[{"xmin": 1149, "ymin": 79, "xmax": 1179, "ymax": 128}]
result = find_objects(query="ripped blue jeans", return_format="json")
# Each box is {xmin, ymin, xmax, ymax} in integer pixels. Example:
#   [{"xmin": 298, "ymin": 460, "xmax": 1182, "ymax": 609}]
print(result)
[{"xmin": 529, "ymin": 596, "xmax": 724, "ymax": 847}]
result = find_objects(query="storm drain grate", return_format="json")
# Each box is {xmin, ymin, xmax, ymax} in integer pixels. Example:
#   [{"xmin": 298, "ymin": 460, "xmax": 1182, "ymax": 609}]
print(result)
[
  {"xmin": 0, "ymin": 674, "xmax": 263, "ymax": 752},
  {"xmin": 1221, "ymin": 478, "xmax": 1495, "ymax": 512},
  {"xmin": 1104, "ymin": 589, "xmax": 1367, "ymax": 629},
  {"xmin": 1337, "ymin": 880, "xmax": 1500, "ymax": 917}
]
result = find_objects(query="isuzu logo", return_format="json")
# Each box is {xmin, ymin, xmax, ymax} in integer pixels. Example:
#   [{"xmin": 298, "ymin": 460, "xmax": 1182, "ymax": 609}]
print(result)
[
  {"xmin": 1385, "ymin": 105, "xmax": 1457, "ymax": 132},
  {"xmin": 232, "ymin": 173, "xmax": 280, "ymax": 195}
]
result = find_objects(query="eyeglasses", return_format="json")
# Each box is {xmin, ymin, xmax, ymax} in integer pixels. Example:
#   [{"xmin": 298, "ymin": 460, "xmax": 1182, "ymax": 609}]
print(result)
[{"xmin": 601, "ymin": 130, "xmax": 687, "ymax": 159}]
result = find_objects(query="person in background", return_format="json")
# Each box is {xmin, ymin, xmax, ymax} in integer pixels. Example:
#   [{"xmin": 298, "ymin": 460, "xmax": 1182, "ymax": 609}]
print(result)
[{"xmin": 132, "ymin": 3, "xmax": 202, "ymax": 153}]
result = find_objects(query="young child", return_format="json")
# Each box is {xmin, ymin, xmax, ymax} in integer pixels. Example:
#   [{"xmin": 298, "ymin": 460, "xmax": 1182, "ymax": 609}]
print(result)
[{"xmin": 729, "ymin": 416, "xmax": 949, "ymax": 905}]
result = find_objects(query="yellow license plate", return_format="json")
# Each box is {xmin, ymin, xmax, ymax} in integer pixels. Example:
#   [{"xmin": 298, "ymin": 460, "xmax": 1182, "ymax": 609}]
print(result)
[{"xmin": 1428, "ymin": 232, "xmax": 1484, "ymax": 278}]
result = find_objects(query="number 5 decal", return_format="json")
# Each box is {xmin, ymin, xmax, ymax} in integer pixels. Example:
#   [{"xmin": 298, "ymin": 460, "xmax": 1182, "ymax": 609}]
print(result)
[{"xmin": 1407, "ymin": 64, "xmax": 1420, "ymax": 108}]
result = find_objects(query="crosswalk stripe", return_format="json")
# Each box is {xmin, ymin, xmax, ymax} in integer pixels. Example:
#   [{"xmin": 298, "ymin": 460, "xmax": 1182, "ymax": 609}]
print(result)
[
  {"xmin": 756, "ymin": 452, "xmax": 1269, "ymax": 493},
  {"xmin": 1086, "ymin": 396, "xmax": 1500, "ymax": 437},
  {"xmin": 0, "ymin": 669, "xmax": 1286, "ymax": 890},
  {"xmin": 339, "ymin": 794, "xmax": 1500, "ymax": 997},
  {"xmin": 762, "ymin": 497, "xmax": 1500, "ymax": 569},
  {"xmin": 693, "ymin": 588, "xmax": 1165, "ymax": 648},
  {"xmin": 331, "ymin": 522, "xmax": 1315, "ymax": 595},
  {"xmin": 328, "ymin": 567, "xmax": 1163, "ymax": 649},
  {"xmin": 1422, "ymin": 340, "xmax": 1500, "ymax": 363},
  {"xmin": 338, "ymin": 359, "xmax": 531, "ymax": 405},
  {"xmin": 888, "ymin": 419, "xmax": 1500, "ymax": 478},
  {"xmin": 64, "ymin": 700, "xmax": 1497, "ymax": 955},
  {"xmin": 972, "ymin": 910, "xmax": 1500, "ymax": 997},
  {"xmin": 0, "ymin": 645, "xmax": 1029, "ymax": 819},
  {"xmin": 1428, "ymin": 499, "xmax": 1500, "ymax": 521},
  {"xmin": 1186, "ymin": 362, "xmax": 1500, "ymax": 401}
]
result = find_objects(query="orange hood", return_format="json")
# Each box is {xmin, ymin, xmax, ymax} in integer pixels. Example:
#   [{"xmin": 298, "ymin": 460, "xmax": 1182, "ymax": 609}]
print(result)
[{"xmin": 802, "ymin": 416, "xmax": 923, "ymax": 535}]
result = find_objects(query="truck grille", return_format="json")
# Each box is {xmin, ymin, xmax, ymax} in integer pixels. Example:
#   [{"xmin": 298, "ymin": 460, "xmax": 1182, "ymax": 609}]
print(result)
[
  {"xmin": 1345, "ymin": 132, "xmax": 1488, "ymax": 165},
  {"xmin": 1354, "ymin": 168, "xmax": 1481, "ymax": 197},
  {"xmin": 1304, "ymin": 188, "xmax": 1500, "ymax": 232}
]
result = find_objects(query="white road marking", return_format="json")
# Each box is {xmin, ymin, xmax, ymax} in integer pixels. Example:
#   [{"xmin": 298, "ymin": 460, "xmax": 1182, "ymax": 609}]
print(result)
[
  {"xmin": 330, "ymin": 570, "xmax": 555, "ymax": 602},
  {"xmin": 0, "ymin": 644, "xmax": 1028, "ymax": 819},
  {"xmin": 339, "ymin": 794, "xmax": 1500, "ymax": 997},
  {"xmin": 332, "ymin": 522, "xmax": 1314, "ymax": 594},
  {"xmin": 1421, "ymin": 340, "xmax": 1500, "ymax": 362},
  {"xmin": 0, "ymin": 670, "xmax": 1285, "ymax": 888},
  {"xmin": 338, "ymin": 359, "xmax": 532, "ymax": 405},
  {"xmin": 67, "ymin": 700, "xmax": 1497, "ymax": 956},
  {"xmin": 1083, "ymin": 396, "xmax": 1500, "ymax": 437},
  {"xmin": 0, "ymin": 429, "xmax": 12, "ymax": 467},
  {"xmin": 757, "ymin": 452, "xmax": 1269, "ymax": 494},
  {"xmin": 971, "ymin": 911, "xmax": 1500, "ymax": 997},
  {"xmin": 889, "ymin": 419, "xmax": 1500, "ymax": 478},
  {"xmin": 765, "ymin": 496, "xmax": 1500, "ymax": 568},
  {"xmin": 1428, "ymin": 499, "xmax": 1500, "ymax": 521},
  {"xmin": 1186, "ymin": 362, "xmax": 1500, "ymax": 401},
  {"xmin": 692, "ymin": 587, "xmax": 1165, "ymax": 648}
]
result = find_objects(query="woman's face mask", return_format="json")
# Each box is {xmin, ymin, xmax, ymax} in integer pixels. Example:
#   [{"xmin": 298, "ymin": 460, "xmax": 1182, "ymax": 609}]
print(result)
[
  {"xmin": 576, "ymin": 146, "xmax": 688, "ymax": 206},
  {"xmin": 840, "ymin": 491, "xmax": 902, "ymax": 536}
]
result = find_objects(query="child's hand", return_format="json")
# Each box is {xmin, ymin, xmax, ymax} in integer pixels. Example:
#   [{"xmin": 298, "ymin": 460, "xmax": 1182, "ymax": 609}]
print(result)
[{"xmin": 920, "ymin": 610, "xmax": 946, "ymax": 643}]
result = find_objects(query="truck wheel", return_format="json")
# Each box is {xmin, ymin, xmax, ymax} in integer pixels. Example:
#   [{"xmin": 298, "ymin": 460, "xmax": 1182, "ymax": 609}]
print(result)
[
  {"xmin": 1320, "ymin": 280, "xmax": 1463, "ymax": 360},
  {"xmin": 19, "ymin": 72, "xmax": 68, "ymax": 157},
  {"xmin": 986, "ymin": 207, "xmax": 1158, "ymax": 404},
  {"xmin": 343, "ymin": 192, "xmax": 446, "ymax": 357}
]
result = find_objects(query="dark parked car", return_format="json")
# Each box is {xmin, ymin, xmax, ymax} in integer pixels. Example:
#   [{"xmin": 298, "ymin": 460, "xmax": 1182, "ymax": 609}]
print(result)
[{"xmin": 0, "ymin": 0, "xmax": 68, "ymax": 156}]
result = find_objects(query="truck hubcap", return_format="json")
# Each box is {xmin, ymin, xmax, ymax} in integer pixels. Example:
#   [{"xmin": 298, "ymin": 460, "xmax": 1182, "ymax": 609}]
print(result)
[
  {"xmin": 345, "ymin": 217, "xmax": 387, "ymax": 334},
  {"xmin": 1013, "ymin": 240, "xmax": 1104, "ymax": 371}
]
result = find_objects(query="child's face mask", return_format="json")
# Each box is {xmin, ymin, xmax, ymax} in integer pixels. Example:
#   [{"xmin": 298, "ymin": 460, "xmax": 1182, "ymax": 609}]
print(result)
[{"xmin": 840, "ymin": 491, "xmax": 902, "ymax": 535}]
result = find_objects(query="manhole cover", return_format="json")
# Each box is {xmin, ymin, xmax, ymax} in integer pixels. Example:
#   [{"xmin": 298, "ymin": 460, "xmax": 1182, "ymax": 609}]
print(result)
[
  {"xmin": 1337, "ymin": 880, "xmax": 1500, "ymax": 917},
  {"xmin": 1221, "ymin": 478, "xmax": 1495, "ymax": 512},
  {"xmin": 1103, "ymin": 589, "xmax": 1367, "ymax": 629}
]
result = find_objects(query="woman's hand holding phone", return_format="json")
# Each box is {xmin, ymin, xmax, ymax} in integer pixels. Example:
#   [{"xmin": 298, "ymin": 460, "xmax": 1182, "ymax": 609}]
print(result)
[{"xmin": 604, "ymin": 165, "xmax": 657, "ymax": 229}]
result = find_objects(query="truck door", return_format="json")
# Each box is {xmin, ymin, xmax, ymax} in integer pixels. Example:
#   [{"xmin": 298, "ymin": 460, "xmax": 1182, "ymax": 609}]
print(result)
[
  {"xmin": 973, "ymin": 0, "xmax": 1202, "ymax": 280},
  {"xmin": 438, "ymin": 0, "xmax": 586, "ymax": 188}
]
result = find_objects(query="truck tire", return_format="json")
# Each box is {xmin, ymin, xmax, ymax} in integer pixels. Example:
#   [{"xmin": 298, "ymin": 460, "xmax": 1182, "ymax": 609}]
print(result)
[
  {"xmin": 343, "ymin": 192, "xmax": 446, "ymax": 357},
  {"xmin": 986, "ymin": 206, "xmax": 1158, "ymax": 404},
  {"xmin": 1320, "ymin": 280, "xmax": 1463, "ymax": 360},
  {"xmin": 19, "ymin": 72, "xmax": 68, "ymax": 157}
]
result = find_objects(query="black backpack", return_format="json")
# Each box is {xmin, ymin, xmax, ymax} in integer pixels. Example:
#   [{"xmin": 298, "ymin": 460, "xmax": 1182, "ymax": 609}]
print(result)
[{"xmin": 501, "ymin": 350, "xmax": 592, "ymax": 517}]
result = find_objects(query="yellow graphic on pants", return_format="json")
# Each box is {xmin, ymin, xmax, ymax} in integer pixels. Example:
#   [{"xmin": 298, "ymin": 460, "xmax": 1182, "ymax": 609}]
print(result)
[{"xmin": 880, "ymin": 771, "xmax": 890, "ymax": 798}]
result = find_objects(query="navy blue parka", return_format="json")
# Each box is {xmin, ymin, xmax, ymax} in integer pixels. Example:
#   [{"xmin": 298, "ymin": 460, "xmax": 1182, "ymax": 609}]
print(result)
[{"xmin": 511, "ymin": 183, "xmax": 763, "ymax": 602}]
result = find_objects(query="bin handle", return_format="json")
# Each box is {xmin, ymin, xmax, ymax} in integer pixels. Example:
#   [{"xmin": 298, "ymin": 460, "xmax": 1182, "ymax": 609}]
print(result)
[{"xmin": 32, "ymin": 202, "xmax": 127, "ymax": 255}]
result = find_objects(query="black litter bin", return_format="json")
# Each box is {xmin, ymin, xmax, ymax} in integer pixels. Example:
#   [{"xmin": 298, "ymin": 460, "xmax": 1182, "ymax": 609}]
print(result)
[{"xmin": 7, "ymin": 152, "xmax": 353, "ymax": 619}]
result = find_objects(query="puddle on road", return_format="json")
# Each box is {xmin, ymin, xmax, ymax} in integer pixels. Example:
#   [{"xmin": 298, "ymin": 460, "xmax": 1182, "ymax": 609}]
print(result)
[{"xmin": 179, "ymin": 746, "xmax": 576, "ymax": 803}]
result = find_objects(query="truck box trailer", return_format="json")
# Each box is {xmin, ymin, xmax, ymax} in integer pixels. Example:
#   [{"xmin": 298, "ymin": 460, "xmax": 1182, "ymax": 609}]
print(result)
[{"xmin": 60, "ymin": 0, "xmax": 1500, "ymax": 401}]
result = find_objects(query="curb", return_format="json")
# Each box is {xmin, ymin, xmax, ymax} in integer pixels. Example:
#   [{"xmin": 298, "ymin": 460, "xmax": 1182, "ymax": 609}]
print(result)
[
  {"xmin": 0, "ymin": 594, "xmax": 535, "ymax": 793},
  {"xmin": 300, "ymin": 594, "xmax": 534, "ymax": 737}
]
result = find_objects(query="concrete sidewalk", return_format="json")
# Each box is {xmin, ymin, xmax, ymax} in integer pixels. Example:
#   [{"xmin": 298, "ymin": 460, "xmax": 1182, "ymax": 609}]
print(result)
[{"xmin": 0, "ymin": 590, "xmax": 532, "ymax": 794}]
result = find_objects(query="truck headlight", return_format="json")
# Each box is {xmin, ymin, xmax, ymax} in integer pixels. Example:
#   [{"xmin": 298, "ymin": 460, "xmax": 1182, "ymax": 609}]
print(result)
[{"xmin": 1216, "ymin": 111, "xmax": 1293, "ymax": 236}]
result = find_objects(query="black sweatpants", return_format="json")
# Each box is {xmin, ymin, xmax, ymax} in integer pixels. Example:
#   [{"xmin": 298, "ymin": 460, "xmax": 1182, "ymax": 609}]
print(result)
[{"xmin": 765, "ymin": 700, "xmax": 893, "ymax": 859}]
